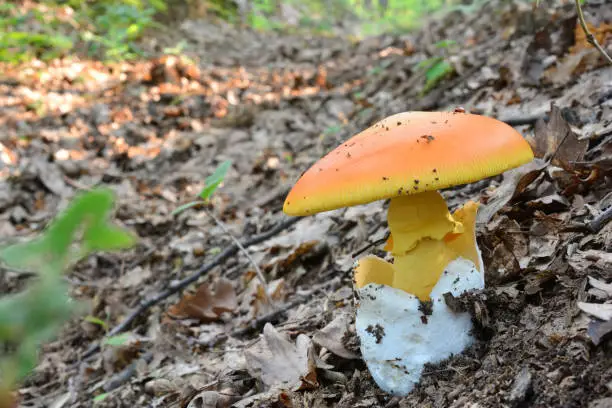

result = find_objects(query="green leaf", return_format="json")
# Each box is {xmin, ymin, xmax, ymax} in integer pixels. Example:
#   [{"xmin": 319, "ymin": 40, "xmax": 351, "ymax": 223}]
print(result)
[
  {"xmin": 0, "ymin": 188, "xmax": 135, "ymax": 387},
  {"xmin": 84, "ymin": 316, "xmax": 109, "ymax": 331},
  {"xmin": 171, "ymin": 201, "xmax": 202, "ymax": 216},
  {"xmin": 434, "ymin": 39, "xmax": 457, "ymax": 49},
  {"xmin": 422, "ymin": 60, "xmax": 454, "ymax": 95},
  {"xmin": 103, "ymin": 333, "xmax": 132, "ymax": 347},
  {"xmin": 0, "ymin": 239, "xmax": 49, "ymax": 272},
  {"xmin": 82, "ymin": 223, "xmax": 136, "ymax": 254},
  {"xmin": 324, "ymin": 124, "xmax": 342, "ymax": 135},
  {"xmin": 198, "ymin": 160, "xmax": 232, "ymax": 201},
  {"xmin": 93, "ymin": 393, "xmax": 109, "ymax": 403},
  {"xmin": 148, "ymin": 0, "xmax": 167, "ymax": 11}
]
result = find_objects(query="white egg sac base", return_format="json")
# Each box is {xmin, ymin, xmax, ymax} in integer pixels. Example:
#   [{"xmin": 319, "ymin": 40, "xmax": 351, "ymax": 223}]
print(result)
[{"xmin": 355, "ymin": 257, "xmax": 485, "ymax": 396}]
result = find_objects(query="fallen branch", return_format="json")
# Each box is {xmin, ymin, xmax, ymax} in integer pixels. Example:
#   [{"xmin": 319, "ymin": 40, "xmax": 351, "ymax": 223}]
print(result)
[
  {"xmin": 101, "ymin": 294, "xmax": 310, "ymax": 393},
  {"xmin": 498, "ymin": 113, "xmax": 547, "ymax": 127},
  {"xmin": 588, "ymin": 205, "xmax": 612, "ymax": 233},
  {"xmin": 575, "ymin": 0, "xmax": 612, "ymax": 65},
  {"xmin": 563, "ymin": 205, "xmax": 612, "ymax": 234},
  {"xmin": 82, "ymin": 216, "xmax": 301, "ymax": 359},
  {"xmin": 103, "ymin": 351, "xmax": 154, "ymax": 393},
  {"xmin": 202, "ymin": 296, "xmax": 307, "ymax": 349}
]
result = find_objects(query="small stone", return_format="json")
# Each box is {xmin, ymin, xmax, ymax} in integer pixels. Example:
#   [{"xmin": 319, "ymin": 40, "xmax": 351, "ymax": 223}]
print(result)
[
  {"xmin": 144, "ymin": 378, "xmax": 174, "ymax": 396},
  {"xmin": 546, "ymin": 368, "xmax": 565, "ymax": 383},
  {"xmin": 560, "ymin": 375, "xmax": 577, "ymax": 389},
  {"xmin": 10, "ymin": 206, "xmax": 28, "ymax": 224}
]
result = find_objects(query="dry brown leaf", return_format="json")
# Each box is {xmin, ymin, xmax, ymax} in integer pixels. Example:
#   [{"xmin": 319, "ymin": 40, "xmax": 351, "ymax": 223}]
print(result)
[
  {"xmin": 167, "ymin": 278, "xmax": 237, "ymax": 322},
  {"xmin": 570, "ymin": 21, "xmax": 612, "ymax": 55},
  {"xmin": 477, "ymin": 159, "xmax": 548, "ymax": 225},
  {"xmin": 527, "ymin": 193, "xmax": 569, "ymax": 212},
  {"xmin": 312, "ymin": 312, "xmax": 359, "ymax": 360},
  {"xmin": 482, "ymin": 217, "xmax": 531, "ymax": 282},
  {"xmin": 528, "ymin": 221, "xmax": 559, "ymax": 260},
  {"xmin": 240, "ymin": 278, "xmax": 287, "ymax": 319},
  {"xmin": 531, "ymin": 105, "xmax": 587, "ymax": 172},
  {"xmin": 244, "ymin": 323, "xmax": 318, "ymax": 391},
  {"xmin": 524, "ymin": 270, "xmax": 556, "ymax": 295},
  {"xmin": 487, "ymin": 241, "xmax": 522, "ymax": 283}
]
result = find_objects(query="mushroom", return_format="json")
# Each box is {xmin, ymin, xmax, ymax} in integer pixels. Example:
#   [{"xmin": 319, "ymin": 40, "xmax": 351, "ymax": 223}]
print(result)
[{"xmin": 283, "ymin": 110, "xmax": 534, "ymax": 395}]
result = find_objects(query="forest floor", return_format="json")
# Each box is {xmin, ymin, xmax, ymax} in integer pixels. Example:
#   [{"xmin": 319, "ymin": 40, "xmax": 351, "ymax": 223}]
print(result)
[{"xmin": 1, "ymin": 1, "xmax": 612, "ymax": 407}]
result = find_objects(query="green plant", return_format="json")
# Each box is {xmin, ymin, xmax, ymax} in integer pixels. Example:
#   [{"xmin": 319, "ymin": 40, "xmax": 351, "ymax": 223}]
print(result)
[
  {"xmin": 79, "ymin": 0, "xmax": 165, "ymax": 60},
  {"xmin": 417, "ymin": 56, "xmax": 454, "ymax": 95},
  {"xmin": 239, "ymin": 0, "xmax": 459, "ymax": 37},
  {"xmin": 0, "ymin": 189, "xmax": 135, "ymax": 404},
  {"xmin": 172, "ymin": 160, "xmax": 232, "ymax": 215},
  {"xmin": 0, "ymin": 1, "xmax": 170, "ymax": 63},
  {"xmin": 0, "ymin": 3, "xmax": 74, "ymax": 63}
]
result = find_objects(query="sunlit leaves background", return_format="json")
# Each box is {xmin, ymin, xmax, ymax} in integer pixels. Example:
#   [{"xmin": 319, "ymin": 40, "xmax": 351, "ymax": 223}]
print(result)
[{"xmin": 0, "ymin": 0, "xmax": 483, "ymax": 62}]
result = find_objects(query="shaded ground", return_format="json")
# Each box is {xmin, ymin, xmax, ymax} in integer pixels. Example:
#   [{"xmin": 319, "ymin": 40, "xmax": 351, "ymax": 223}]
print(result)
[{"xmin": 1, "ymin": 1, "xmax": 612, "ymax": 407}]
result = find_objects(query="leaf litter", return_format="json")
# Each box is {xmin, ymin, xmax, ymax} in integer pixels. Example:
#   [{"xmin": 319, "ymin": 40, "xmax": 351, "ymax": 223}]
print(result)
[{"xmin": 1, "ymin": 0, "xmax": 612, "ymax": 407}]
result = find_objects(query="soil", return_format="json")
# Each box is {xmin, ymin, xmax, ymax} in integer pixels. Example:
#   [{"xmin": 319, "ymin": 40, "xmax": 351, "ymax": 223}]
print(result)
[{"xmin": 1, "ymin": 1, "xmax": 612, "ymax": 407}]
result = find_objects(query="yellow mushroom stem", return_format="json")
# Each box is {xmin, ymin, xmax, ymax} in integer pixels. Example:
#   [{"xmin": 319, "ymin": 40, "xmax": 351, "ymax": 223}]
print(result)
[{"xmin": 355, "ymin": 191, "xmax": 481, "ymax": 300}]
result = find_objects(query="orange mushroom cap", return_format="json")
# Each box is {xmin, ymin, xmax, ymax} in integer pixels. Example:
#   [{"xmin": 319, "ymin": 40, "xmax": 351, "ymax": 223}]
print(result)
[{"xmin": 283, "ymin": 111, "xmax": 534, "ymax": 216}]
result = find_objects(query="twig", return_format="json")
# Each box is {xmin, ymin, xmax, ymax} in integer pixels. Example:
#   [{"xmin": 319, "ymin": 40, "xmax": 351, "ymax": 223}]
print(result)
[
  {"xmin": 562, "ymin": 206, "xmax": 612, "ymax": 233},
  {"xmin": 204, "ymin": 209, "xmax": 274, "ymax": 308},
  {"xmin": 384, "ymin": 397, "xmax": 401, "ymax": 408},
  {"xmin": 103, "ymin": 351, "xmax": 154, "ymax": 392},
  {"xmin": 575, "ymin": 0, "xmax": 612, "ymax": 65},
  {"xmin": 351, "ymin": 232, "xmax": 390, "ymax": 259},
  {"xmin": 99, "ymin": 296, "xmax": 307, "ymax": 393},
  {"xmin": 498, "ymin": 113, "xmax": 547, "ymax": 127},
  {"xmin": 588, "ymin": 205, "xmax": 612, "ymax": 233},
  {"xmin": 202, "ymin": 296, "xmax": 307, "ymax": 349},
  {"xmin": 81, "ymin": 217, "xmax": 301, "ymax": 359},
  {"xmin": 97, "ymin": 278, "xmax": 341, "ymax": 393}
]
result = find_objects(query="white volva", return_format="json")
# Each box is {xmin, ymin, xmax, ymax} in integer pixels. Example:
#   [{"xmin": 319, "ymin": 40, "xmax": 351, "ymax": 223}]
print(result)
[{"xmin": 355, "ymin": 257, "xmax": 484, "ymax": 396}]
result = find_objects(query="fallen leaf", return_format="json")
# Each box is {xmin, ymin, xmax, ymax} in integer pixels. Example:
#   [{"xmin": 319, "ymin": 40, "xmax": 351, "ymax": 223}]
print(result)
[
  {"xmin": 186, "ymin": 390, "xmax": 240, "ymax": 408},
  {"xmin": 569, "ymin": 250, "xmax": 612, "ymax": 273},
  {"xmin": 102, "ymin": 332, "xmax": 147, "ymax": 374},
  {"xmin": 588, "ymin": 276, "xmax": 612, "ymax": 298},
  {"xmin": 577, "ymin": 302, "xmax": 612, "ymax": 321},
  {"xmin": 34, "ymin": 159, "xmax": 73, "ymax": 197},
  {"xmin": 528, "ymin": 221, "xmax": 559, "ymax": 260},
  {"xmin": 232, "ymin": 390, "xmax": 291, "ymax": 408},
  {"xmin": 251, "ymin": 214, "xmax": 334, "ymax": 250},
  {"xmin": 240, "ymin": 278, "xmax": 287, "ymax": 319},
  {"xmin": 531, "ymin": 105, "xmax": 587, "ymax": 171},
  {"xmin": 526, "ymin": 193, "xmax": 569, "ymax": 212},
  {"xmin": 244, "ymin": 323, "xmax": 318, "ymax": 391},
  {"xmin": 587, "ymin": 319, "xmax": 612, "ymax": 346},
  {"xmin": 524, "ymin": 270, "xmax": 556, "ymax": 295},
  {"xmin": 312, "ymin": 312, "xmax": 360, "ymax": 360},
  {"xmin": 119, "ymin": 266, "xmax": 152, "ymax": 288},
  {"xmin": 486, "ymin": 241, "xmax": 522, "ymax": 283},
  {"xmin": 167, "ymin": 278, "xmax": 237, "ymax": 322},
  {"xmin": 477, "ymin": 159, "xmax": 548, "ymax": 225}
]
